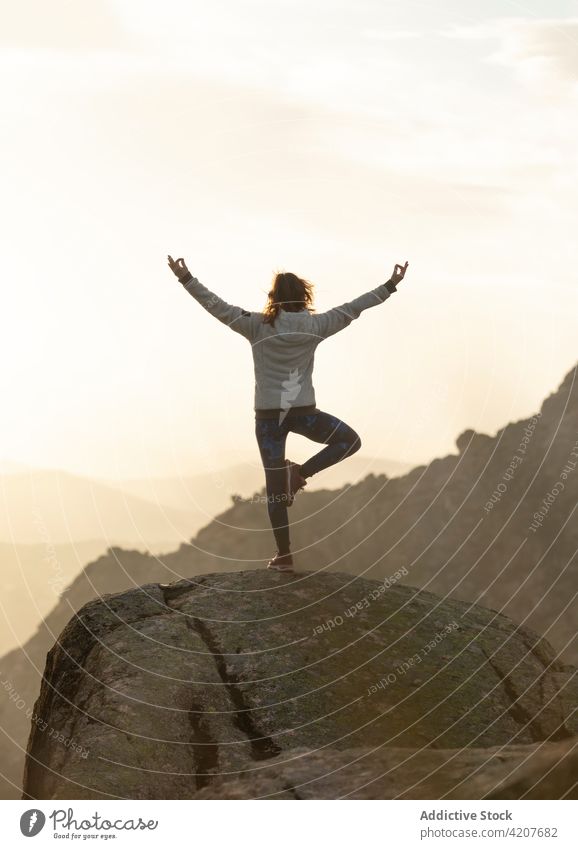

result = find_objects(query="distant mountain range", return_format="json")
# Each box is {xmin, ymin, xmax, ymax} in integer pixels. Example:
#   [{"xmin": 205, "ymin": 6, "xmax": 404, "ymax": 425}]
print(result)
[
  {"xmin": 0, "ymin": 455, "xmax": 411, "ymax": 654},
  {"xmin": 0, "ymin": 455, "xmax": 411, "ymax": 547},
  {"xmin": 97, "ymin": 455, "xmax": 413, "ymax": 510},
  {"xmin": 0, "ymin": 541, "xmax": 109, "ymax": 656},
  {"xmin": 0, "ymin": 469, "xmax": 188, "ymax": 548}
]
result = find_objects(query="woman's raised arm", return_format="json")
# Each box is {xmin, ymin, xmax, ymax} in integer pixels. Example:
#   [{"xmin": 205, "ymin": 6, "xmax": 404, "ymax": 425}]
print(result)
[
  {"xmin": 312, "ymin": 261, "xmax": 409, "ymax": 340},
  {"xmin": 167, "ymin": 255, "xmax": 258, "ymax": 342}
]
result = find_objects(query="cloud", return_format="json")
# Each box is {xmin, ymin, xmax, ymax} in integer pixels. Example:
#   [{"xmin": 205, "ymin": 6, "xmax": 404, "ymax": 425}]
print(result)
[
  {"xmin": 360, "ymin": 29, "xmax": 422, "ymax": 41},
  {"xmin": 441, "ymin": 17, "xmax": 578, "ymax": 83}
]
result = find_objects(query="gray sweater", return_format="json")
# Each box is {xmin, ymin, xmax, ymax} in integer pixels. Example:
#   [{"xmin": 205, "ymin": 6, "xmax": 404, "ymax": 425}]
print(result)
[{"xmin": 181, "ymin": 273, "xmax": 397, "ymax": 413}]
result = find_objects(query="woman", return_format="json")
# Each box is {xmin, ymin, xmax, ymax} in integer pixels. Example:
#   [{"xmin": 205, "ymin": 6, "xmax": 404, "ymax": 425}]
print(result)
[{"xmin": 168, "ymin": 255, "xmax": 409, "ymax": 572}]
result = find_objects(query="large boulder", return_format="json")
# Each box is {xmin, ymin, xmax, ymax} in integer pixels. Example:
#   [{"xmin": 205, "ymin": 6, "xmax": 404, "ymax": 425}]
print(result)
[{"xmin": 22, "ymin": 571, "xmax": 573, "ymax": 800}]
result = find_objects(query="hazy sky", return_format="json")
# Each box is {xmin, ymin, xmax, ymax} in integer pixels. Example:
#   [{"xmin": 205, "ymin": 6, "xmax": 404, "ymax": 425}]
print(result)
[{"xmin": 1, "ymin": 0, "xmax": 577, "ymax": 479}]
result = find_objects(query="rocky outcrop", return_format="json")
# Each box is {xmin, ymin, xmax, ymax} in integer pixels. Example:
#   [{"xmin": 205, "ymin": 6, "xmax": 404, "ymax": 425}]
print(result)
[
  {"xmin": 22, "ymin": 571, "xmax": 573, "ymax": 800},
  {"xmin": 192, "ymin": 737, "xmax": 578, "ymax": 799},
  {"xmin": 3, "ymin": 362, "xmax": 576, "ymax": 799}
]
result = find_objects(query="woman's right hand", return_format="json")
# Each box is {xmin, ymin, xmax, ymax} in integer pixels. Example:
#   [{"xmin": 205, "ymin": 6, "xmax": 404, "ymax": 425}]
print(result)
[
  {"xmin": 390, "ymin": 261, "xmax": 409, "ymax": 285},
  {"xmin": 168, "ymin": 255, "xmax": 190, "ymax": 281}
]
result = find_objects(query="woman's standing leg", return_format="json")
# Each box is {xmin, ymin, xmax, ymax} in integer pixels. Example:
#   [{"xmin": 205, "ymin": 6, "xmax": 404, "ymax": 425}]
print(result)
[
  {"xmin": 254, "ymin": 418, "xmax": 291, "ymax": 554},
  {"xmin": 290, "ymin": 410, "xmax": 361, "ymax": 480}
]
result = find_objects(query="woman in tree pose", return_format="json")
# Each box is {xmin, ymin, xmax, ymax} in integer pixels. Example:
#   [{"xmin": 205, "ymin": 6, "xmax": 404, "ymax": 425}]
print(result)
[{"xmin": 168, "ymin": 255, "xmax": 409, "ymax": 572}]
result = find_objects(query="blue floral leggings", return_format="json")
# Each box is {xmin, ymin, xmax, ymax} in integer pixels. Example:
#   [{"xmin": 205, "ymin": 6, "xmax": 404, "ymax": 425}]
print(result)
[{"xmin": 254, "ymin": 410, "xmax": 361, "ymax": 554}]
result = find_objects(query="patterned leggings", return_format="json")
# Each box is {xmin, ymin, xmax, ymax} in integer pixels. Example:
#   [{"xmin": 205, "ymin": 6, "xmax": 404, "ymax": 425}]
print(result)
[{"xmin": 254, "ymin": 410, "xmax": 361, "ymax": 554}]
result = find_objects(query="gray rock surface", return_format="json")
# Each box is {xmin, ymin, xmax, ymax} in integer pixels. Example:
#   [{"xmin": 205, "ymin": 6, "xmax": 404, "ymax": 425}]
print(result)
[
  {"xmin": 192, "ymin": 738, "xmax": 578, "ymax": 799},
  {"xmin": 22, "ymin": 570, "xmax": 574, "ymax": 799}
]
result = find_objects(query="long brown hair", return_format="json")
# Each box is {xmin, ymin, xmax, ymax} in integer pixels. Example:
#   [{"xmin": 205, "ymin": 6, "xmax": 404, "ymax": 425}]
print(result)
[{"xmin": 262, "ymin": 271, "xmax": 315, "ymax": 326}]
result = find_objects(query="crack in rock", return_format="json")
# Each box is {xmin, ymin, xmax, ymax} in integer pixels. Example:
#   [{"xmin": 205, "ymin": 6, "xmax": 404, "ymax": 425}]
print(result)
[
  {"xmin": 189, "ymin": 616, "xmax": 282, "ymax": 761},
  {"xmin": 481, "ymin": 649, "xmax": 569, "ymax": 743},
  {"xmin": 160, "ymin": 580, "xmax": 280, "ymax": 789},
  {"xmin": 514, "ymin": 626, "xmax": 567, "ymax": 674},
  {"xmin": 187, "ymin": 702, "xmax": 219, "ymax": 790},
  {"xmin": 159, "ymin": 581, "xmax": 220, "ymax": 787},
  {"xmin": 283, "ymin": 783, "xmax": 303, "ymax": 799}
]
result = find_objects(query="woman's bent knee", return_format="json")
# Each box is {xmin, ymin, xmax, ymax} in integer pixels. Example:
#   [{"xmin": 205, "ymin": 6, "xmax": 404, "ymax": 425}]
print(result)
[
  {"xmin": 348, "ymin": 431, "xmax": 362, "ymax": 454},
  {"xmin": 337, "ymin": 432, "xmax": 361, "ymax": 459}
]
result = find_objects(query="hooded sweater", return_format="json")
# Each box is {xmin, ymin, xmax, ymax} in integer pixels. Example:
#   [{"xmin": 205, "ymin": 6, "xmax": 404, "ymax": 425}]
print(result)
[{"xmin": 179, "ymin": 271, "xmax": 397, "ymax": 416}]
